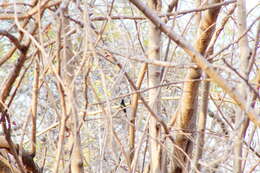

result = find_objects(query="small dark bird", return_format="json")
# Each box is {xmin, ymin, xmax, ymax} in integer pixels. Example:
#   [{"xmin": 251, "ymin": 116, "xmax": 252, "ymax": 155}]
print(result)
[{"xmin": 120, "ymin": 99, "xmax": 127, "ymax": 113}]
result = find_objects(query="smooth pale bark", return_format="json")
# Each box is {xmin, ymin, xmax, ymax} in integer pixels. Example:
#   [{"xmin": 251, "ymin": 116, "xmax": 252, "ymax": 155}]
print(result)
[
  {"xmin": 234, "ymin": 0, "xmax": 250, "ymax": 173},
  {"xmin": 30, "ymin": 61, "xmax": 39, "ymax": 157},
  {"xmin": 191, "ymin": 74, "xmax": 210, "ymax": 172},
  {"xmin": 129, "ymin": 63, "xmax": 147, "ymax": 163},
  {"xmin": 172, "ymin": 0, "xmax": 221, "ymax": 172},
  {"xmin": 61, "ymin": 5, "xmax": 84, "ymax": 173},
  {"xmin": 148, "ymin": 0, "xmax": 163, "ymax": 172}
]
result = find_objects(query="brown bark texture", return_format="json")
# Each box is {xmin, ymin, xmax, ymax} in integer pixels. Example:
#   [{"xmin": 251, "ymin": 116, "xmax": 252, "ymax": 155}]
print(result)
[{"xmin": 172, "ymin": 0, "xmax": 221, "ymax": 172}]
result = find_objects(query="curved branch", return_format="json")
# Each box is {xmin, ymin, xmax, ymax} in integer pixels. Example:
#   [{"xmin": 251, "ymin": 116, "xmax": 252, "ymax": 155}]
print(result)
[
  {"xmin": 0, "ymin": 30, "xmax": 26, "ymax": 51},
  {"xmin": 128, "ymin": 0, "xmax": 260, "ymax": 127}
]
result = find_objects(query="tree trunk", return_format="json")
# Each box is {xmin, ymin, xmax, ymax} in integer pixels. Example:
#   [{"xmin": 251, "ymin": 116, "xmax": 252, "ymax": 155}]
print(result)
[
  {"xmin": 233, "ymin": 0, "xmax": 250, "ymax": 172},
  {"xmin": 61, "ymin": 4, "xmax": 84, "ymax": 173},
  {"xmin": 148, "ymin": 0, "xmax": 163, "ymax": 172},
  {"xmin": 171, "ymin": 0, "xmax": 221, "ymax": 172}
]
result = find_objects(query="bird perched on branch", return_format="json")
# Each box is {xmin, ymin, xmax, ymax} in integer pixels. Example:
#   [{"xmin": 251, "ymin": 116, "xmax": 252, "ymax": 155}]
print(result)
[{"xmin": 120, "ymin": 99, "xmax": 127, "ymax": 113}]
